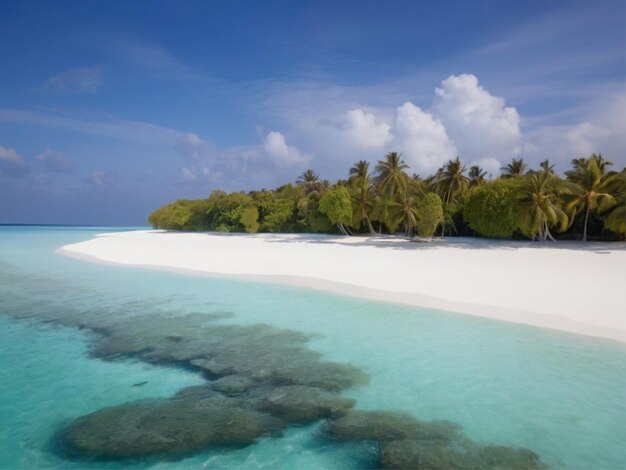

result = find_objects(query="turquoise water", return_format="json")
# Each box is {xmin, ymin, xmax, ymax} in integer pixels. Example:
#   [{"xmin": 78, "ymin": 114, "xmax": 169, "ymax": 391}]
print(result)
[{"xmin": 0, "ymin": 226, "xmax": 624, "ymax": 469}]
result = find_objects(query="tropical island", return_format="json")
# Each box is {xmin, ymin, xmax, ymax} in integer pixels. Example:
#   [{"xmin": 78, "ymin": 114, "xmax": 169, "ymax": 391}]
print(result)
[
  {"xmin": 148, "ymin": 153, "xmax": 625, "ymax": 242},
  {"xmin": 61, "ymin": 151, "xmax": 626, "ymax": 343}
]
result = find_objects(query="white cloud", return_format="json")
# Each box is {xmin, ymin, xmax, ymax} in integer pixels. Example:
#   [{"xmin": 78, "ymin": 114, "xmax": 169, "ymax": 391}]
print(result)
[
  {"xmin": 263, "ymin": 131, "xmax": 309, "ymax": 166},
  {"xmin": 114, "ymin": 40, "xmax": 205, "ymax": 83},
  {"xmin": 339, "ymin": 109, "xmax": 391, "ymax": 149},
  {"xmin": 0, "ymin": 109, "xmax": 182, "ymax": 144},
  {"xmin": 180, "ymin": 166, "xmax": 197, "ymax": 181},
  {"xmin": 84, "ymin": 170, "xmax": 116, "ymax": 186},
  {"xmin": 256, "ymin": 75, "xmax": 522, "ymax": 178},
  {"xmin": 35, "ymin": 148, "xmax": 75, "ymax": 173},
  {"xmin": 180, "ymin": 165, "xmax": 219, "ymax": 183},
  {"xmin": 472, "ymin": 157, "xmax": 502, "ymax": 178},
  {"xmin": 0, "ymin": 146, "xmax": 28, "ymax": 177},
  {"xmin": 524, "ymin": 91, "xmax": 626, "ymax": 170},
  {"xmin": 390, "ymin": 102, "xmax": 457, "ymax": 175},
  {"xmin": 40, "ymin": 66, "xmax": 103, "ymax": 94},
  {"xmin": 565, "ymin": 123, "xmax": 611, "ymax": 157},
  {"xmin": 432, "ymin": 74, "xmax": 521, "ymax": 161}
]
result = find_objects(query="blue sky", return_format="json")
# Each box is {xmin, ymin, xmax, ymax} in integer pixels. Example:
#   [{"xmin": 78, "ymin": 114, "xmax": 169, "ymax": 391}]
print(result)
[{"xmin": 0, "ymin": 0, "xmax": 624, "ymax": 225}]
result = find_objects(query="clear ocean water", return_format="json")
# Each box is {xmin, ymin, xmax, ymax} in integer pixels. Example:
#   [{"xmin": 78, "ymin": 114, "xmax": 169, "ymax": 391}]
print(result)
[{"xmin": 0, "ymin": 226, "xmax": 624, "ymax": 469}]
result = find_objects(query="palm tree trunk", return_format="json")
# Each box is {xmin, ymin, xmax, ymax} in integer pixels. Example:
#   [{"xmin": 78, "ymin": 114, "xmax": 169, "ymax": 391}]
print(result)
[
  {"xmin": 543, "ymin": 221, "xmax": 556, "ymax": 241},
  {"xmin": 582, "ymin": 206, "xmax": 590, "ymax": 242}
]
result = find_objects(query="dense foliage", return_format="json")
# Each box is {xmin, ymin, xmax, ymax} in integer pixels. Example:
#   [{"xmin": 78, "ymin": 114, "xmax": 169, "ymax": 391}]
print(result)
[
  {"xmin": 463, "ymin": 179, "xmax": 518, "ymax": 238},
  {"xmin": 149, "ymin": 153, "xmax": 625, "ymax": 241}
]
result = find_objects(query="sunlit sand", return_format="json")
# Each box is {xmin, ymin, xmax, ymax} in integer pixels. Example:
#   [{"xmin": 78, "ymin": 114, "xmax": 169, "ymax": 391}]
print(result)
[{"xmin": 59, "ymin": 231, "xmax": 626, "ymax": 342}]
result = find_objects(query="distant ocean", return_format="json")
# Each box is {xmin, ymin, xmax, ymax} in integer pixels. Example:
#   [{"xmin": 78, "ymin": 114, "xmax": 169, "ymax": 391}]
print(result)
[{"xmin": 0, "ymin": 225, "xmax": 624, "ymax": 469}]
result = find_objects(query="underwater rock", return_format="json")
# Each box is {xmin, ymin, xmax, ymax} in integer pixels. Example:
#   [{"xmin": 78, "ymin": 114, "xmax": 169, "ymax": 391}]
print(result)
[
  {"xmin": 61, "ymin": 395, "xmax": 276, "ymax": 459},
  {"xmin": 478, "ymin": 444, "xmax": 544, "ymax": 469},
  {"xmin": 173, "ymin": 384, "xmax": 220, "ymax": 399},
  {"xmin": 326, "ymin": 410, "xmax": 462, "ymax": 443},
  {"xmin": 260, "ymin": 385, "xmax": 356, "ymax": 422},
  {"xmin": 380, "ymin": 439, "xmax": 545, "ymax": 469},
  {"xmin": 270, "ymin": 361, "xmax": 369, "ymax": 391},
  {"xmin": 210, "ymin": 375, "xmax": 255, "ymax": 394},
  {"xmin": 84, "ymin": 313, "xmax": 370, "ymax": 393},
  {"xmin": 381, "ymin": 439, "xmax": 481, "ymax": 469}
]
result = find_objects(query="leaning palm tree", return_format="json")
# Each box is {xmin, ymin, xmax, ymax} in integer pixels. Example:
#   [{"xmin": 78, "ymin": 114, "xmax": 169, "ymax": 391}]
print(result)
[
  {"xmin": 564, "ymin": 156, "xmax": 618, "ymax": 241},
  {"xmin": 468, "ymin": 165, "xmax": 487, "ymax": 187},
  {"xmin": 375, "ymin": 152, "xmax": 410, "ymax": 199},
  {"xmin": 501, "ymin": 158, "xmax": 528, "ymax": 178},
  {"xmin": 513, "ymin": 173, "xmax": 573, "ymax": 241},
  {"xmin": 348, "ymin": 160, "xmax": 376, "ymax": 234}
]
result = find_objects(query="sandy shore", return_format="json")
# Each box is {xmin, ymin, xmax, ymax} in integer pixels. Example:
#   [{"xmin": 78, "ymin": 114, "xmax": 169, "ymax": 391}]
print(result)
[{"xmin": 58, "ymin": 231, "xmax": 626, "ymax": 342}]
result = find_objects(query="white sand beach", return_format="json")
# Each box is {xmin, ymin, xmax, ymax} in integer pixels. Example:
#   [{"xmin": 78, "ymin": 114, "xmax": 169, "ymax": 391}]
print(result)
[{"xmin": 58, "ymin": 231, "xmax": 626, "ymax": 342}]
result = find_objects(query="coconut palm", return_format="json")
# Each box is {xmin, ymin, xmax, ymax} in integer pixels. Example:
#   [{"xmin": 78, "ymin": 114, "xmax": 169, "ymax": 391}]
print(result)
[
  {"xmin": 348, "ymin": 160, "xmax": 376, "ymax": 234},
  {"xmin": 468, "ymin": 165, "xmax": 487, "ymax": 187},
  {"xmin": 432, "ymin": 157, "xmax": 470, "ymax": 203},
  {"xmin": 501, "ymin": 158, "xmax": 528, "ymax": 178},
  {"xmin": 602, "ymin": 171, "xmax": 626, "ymax": 236},
  {"xmin": 429, "ymin": 157, "xmax": 469, "ymax": 237},
  {"xmin": 297, "ymin": 169, "xmax": 322, "ymax": 196},
  {"xmin": 387, "ymin": 190, "xmax": 420, "ymax": 237},
  {"xmin": 564, "ymin": 156, "xmax": 619, "ymax": 241},
  {"xmin": 513, "ymin": 173, "xmax": 573, "ymax": 241},
  {"xmin": 375, "ymin": 152, "xmax": 410, "ymax": 199},
  {"xmin": 371, "ymin": 196, "xmax": 395, "ymax": 234},
  {"xmin": 539, "ymin": 159, "xmax": 555, "ymax": 175}
]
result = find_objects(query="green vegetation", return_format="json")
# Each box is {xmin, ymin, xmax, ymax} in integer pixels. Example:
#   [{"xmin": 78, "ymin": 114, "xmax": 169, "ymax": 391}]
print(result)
[
  {"xmin": 463, "ymin": 179, "xmax": 517, "ymax": 239},
  {"xmin": 149, "ymin": 152, "xmax": 625, "ymax": 241}
]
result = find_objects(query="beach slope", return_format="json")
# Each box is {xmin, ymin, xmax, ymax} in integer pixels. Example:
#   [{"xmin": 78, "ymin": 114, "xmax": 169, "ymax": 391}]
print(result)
[{"xmin": 59, "ymin": 231, "xmax": 625, "ymax": 342}]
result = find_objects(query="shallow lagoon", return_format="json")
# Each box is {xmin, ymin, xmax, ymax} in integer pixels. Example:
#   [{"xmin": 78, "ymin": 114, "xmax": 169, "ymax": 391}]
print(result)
[{"xmin": 0, "ymin": 226, "xmax": 624, "ymax": 469}]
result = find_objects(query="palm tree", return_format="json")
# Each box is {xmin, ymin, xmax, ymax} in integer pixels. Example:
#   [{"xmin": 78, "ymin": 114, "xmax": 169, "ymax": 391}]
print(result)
[
  {"xmin": 468, "ymin": 165, "xmax": 487, "ymax": 187},
  {"xmin": 348, "ymin": 160, "xmax": 376, "ymax": 234},
  {"xmin": 602, "ymin": 170, "xmax": 625, "ymax": 236},
  {"xmin": 539, "ymin": 159, "xmax": 555, "ymax": 175},
  {"xmin": 432, "ymin": 157, "xmax": 470, "ymax": 203},
  {"xmin": 387, "ymin": 190, "xmax": 420, "ymax": 237},
  {"xmin": 513, "ymin": 173, "xmax": 573, "ymax": 241},
  {"xmin": 297, "ymin": 169, "xmax": 322, "ymax": 196},
  {"xmin": 375, "ymin": 152, "xmax": 410, "ymax": 199},
  {"xmin": 430, "ymin": 157, "xmax": 469, "ymax": 237},
  {"xmin": 371, "ymin": 196, "xmax": 395, "ymax": 234},
  {"xmin": 501, "ymin": 158, "xmax": 528, "ymax": 178},
  {"xmin": 564, "ymin": 156, "xmax": 618, "ymax": 241}
]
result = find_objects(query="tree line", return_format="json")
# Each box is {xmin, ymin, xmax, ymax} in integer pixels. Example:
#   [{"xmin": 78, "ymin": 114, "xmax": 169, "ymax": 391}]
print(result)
[{"xmin": 148, "ymin": 153, "xmax": 625, "ymax": 241}]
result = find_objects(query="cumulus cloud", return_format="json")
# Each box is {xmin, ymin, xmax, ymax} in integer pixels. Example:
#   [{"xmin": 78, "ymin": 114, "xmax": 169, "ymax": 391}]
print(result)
[
  {"xmin": 339, "ymin": 109, "xmax": 391, "ymax": 149},
  {"xmin": 0, "ymin": 146, "xmax": 28, "ymax": 177},
  {"xmin": 268, "ymin": 74, "xmax": 523, "ymax": 178},
  {"xmin": 35, "ymin": 148, "xmax": 75, "ymax": 173},
  {"xmin": 432, "ymin": 74, "xmax": 521, "ymax": 161},
  {"xmin": 565, "ymin": 123, "xmax": 611, "ymax": 157},
  {"xmin": 263, "ymin": 131, "xmax": 309, "ymax": 166},
  {"xmin": 40, "ymin": 66, "xmax": 103, "ymax": 94},
  {"xmin": 390, "ymin": 102, "xmax": 457, "ymax": 175}
]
